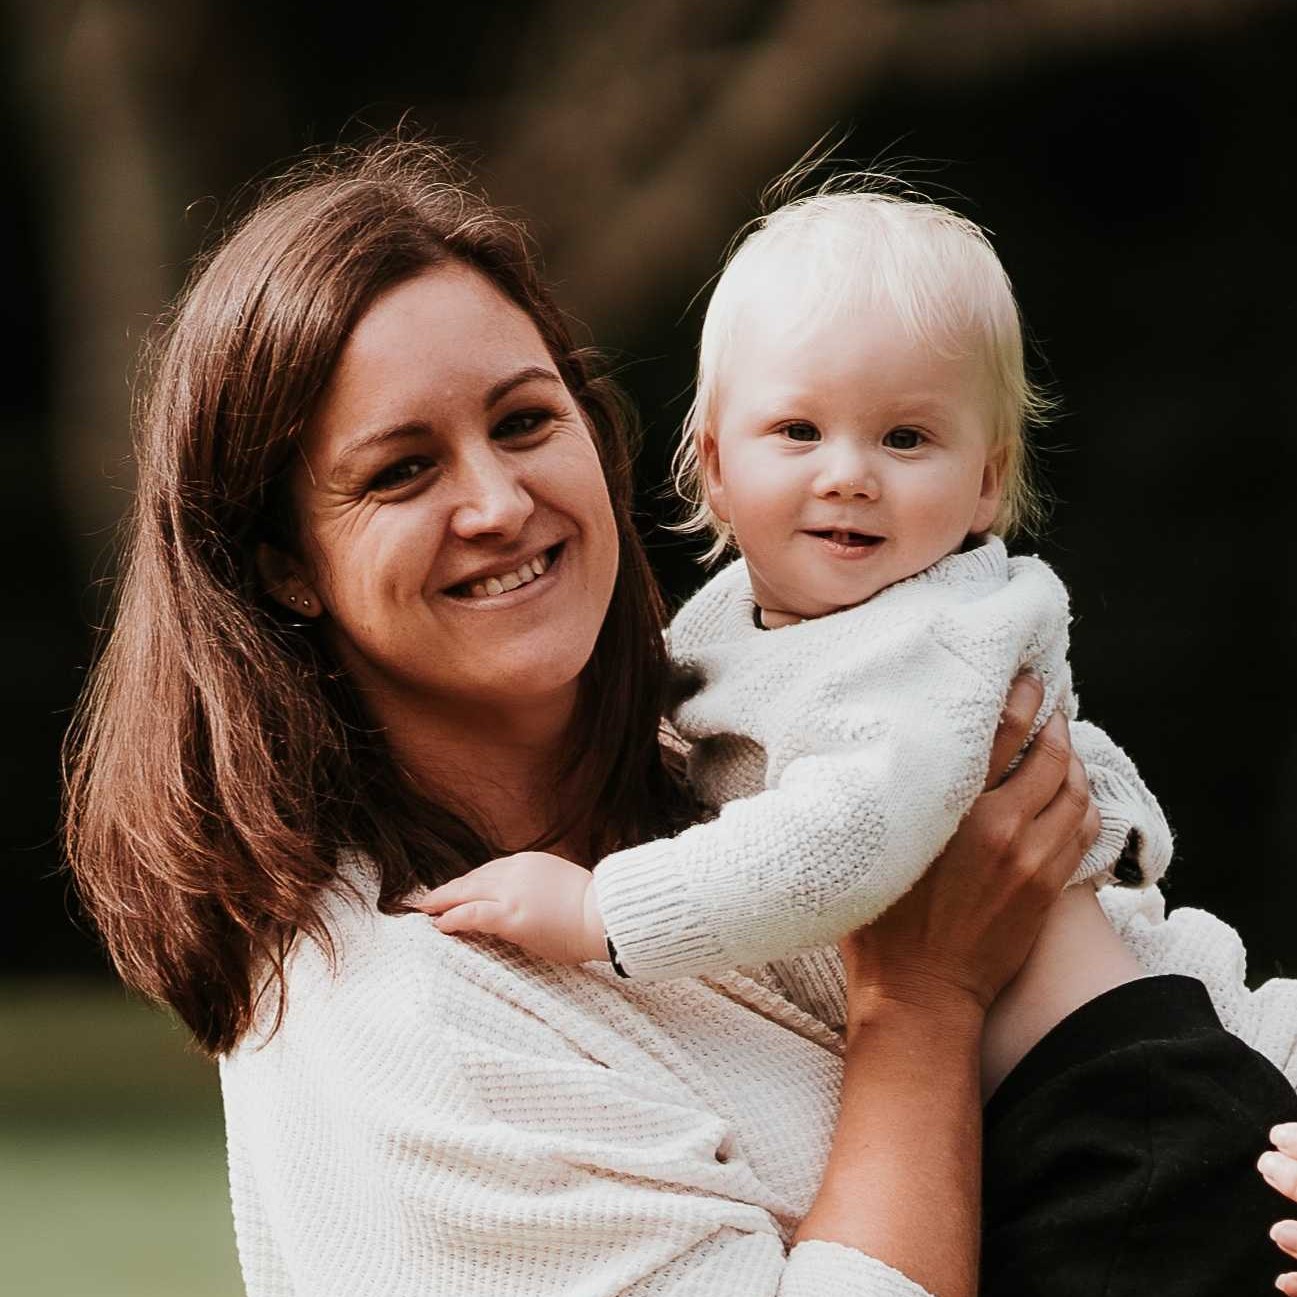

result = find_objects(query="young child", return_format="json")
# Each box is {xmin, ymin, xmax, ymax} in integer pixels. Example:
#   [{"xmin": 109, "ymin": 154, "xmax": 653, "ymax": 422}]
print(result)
[{"xmin": 414, "ymin": 185, "xmax": 1173, "ymax": 997}]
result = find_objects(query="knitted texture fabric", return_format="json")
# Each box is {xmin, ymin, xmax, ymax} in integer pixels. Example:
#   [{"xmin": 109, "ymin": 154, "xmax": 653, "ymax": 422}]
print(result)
[
  {"xmin": 1097, "ymin": 885, "xmax": 1297, "ymax": 1087},
  {"xmin": 593, "ymin": 538, "xmax": 1173, "ymax": 981},
  {"xmin": 220, "ymin": 862, "xmax": 934, "ymax": 1297},
  {"xmin": 757, "ymin": 894, "xmax": 1297, "ymax": 1090}
]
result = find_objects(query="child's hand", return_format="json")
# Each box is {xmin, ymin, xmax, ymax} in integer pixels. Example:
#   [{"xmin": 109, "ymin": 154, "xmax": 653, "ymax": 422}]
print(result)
[
  {"xmin": 408, "ymin": 852, "xmax": 607, "ymax": 966},
  {"xmin": 1261, "ymin": 1123, "xmax": 1297, "ymax": 1295}
]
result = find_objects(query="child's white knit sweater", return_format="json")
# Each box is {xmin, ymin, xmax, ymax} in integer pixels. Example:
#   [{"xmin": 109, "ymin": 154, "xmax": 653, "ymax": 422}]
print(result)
[{"xmin": 593, "ymin": 538, "xmax": 1173, "ymax": 981}]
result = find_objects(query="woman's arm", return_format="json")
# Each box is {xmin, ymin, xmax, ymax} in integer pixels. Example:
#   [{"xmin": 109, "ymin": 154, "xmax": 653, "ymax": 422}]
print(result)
[{"xmin": 795, "ymin": 682, "xmax": 1099, "ymax": 1297}]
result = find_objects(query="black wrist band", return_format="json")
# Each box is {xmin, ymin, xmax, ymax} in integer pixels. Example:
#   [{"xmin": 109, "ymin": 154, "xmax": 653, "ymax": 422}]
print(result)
[{"xmin": 606, "ymin": 934, "xmax": 630, "ymax": 979}]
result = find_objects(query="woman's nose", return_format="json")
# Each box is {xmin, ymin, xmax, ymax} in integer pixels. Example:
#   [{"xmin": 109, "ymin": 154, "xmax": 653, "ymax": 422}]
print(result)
[{"xmin": 448, "ymin": 448, "xmax": 535, "ymax": 539}]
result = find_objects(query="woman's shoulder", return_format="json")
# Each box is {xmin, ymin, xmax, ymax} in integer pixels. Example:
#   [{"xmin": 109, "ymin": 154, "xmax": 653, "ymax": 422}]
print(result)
[{"xmin": 235, "ymin": 858, "xmax": 602, "ymax": 1059}]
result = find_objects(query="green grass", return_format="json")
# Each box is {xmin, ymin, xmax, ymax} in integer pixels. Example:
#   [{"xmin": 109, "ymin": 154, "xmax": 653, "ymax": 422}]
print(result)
[{"xmin": 0, "ymin": 981, "xmax": 243, "ymax": 1296}]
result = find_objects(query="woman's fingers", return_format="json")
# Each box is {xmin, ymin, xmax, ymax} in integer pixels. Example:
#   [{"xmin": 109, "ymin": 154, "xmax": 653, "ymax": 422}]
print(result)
[
  {"xmin": 1261, "ymin": 1150, "xmax": 1297, "ymax": 1201},
  {"xmin": 1273, "ymin": 1220, "xmax": 1297, "ymax": 1262},
  {"xmin": 984, "ymin": 710, "xmax": 1071, "ymax": 825},
  {"xmin": 984, "ymin": 674, "xmax": 1045, "ymax": 790},
  {"xmin": 1260, "ymin": 1132, "xmax": 1297, "ymax": 1292},
  {"xmin": 1025, "ymin": 752, "xmax": 1098, "ymax": 889}
]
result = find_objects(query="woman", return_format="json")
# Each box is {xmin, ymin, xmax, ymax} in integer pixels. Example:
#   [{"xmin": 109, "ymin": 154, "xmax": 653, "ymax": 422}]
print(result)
[{"xmin": 65, "ymin": 139, "xmax": 1296, "ymax": 1296}]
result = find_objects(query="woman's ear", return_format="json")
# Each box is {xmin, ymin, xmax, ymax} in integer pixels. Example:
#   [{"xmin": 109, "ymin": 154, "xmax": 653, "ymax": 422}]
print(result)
[
  {"xmin": 697, "ymin": 432, "xmax": 730, "ymax": 525},
  {"xmin": 256, "ymin": 542, "xmax": 323, "ymax": 618},
  {"xmin": 970, "ymin": 446, "xmax": 1007, "ymax": 536}
]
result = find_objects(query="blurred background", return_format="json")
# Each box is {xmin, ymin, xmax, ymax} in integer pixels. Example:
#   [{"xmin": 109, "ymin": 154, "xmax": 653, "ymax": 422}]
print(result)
[{"xmin": 4, "ymin": 0, "xmax": 1295, "ymax": 1291}]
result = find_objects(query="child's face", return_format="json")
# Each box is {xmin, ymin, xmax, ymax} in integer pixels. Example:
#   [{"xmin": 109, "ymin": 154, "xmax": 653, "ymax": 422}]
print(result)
[{"xmin": 699, "ymin": 305, "xmax": 1004, "ymax": 621}]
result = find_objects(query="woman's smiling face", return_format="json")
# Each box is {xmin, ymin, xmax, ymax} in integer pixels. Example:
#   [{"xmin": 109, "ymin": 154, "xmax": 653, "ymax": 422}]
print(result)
[{"xmin": 276, "ymin": 263, "xmax": 619, "ymax": 723}]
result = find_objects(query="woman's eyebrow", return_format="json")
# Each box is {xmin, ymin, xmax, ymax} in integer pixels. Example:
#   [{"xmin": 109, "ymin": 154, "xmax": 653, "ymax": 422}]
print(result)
[
  {"xmin": 332, "ymin": 422, "xmax": 427, "ymax": 474},
  {"xmin": 331, "ymin": 368, "xmax": 564, "ymax": 473},
  {"xmin": 483, "ymin": 366, "xmax": 563, "ymax": 409}
]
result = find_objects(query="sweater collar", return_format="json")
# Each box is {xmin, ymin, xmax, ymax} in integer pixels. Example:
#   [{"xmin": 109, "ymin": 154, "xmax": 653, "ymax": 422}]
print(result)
[{"xmin": 733, "ymin": 534, "xmax": 1010, "ymax": 634}]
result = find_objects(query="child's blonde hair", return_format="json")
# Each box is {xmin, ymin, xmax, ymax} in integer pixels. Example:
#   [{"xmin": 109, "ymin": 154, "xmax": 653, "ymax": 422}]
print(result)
[{"xmin": 673, "ymin": 180, "xmax": 1053, "ymax": 563}]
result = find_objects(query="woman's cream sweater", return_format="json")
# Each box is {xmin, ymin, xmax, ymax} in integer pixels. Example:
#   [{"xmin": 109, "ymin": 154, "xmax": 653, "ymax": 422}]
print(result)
[{"xmin": 221, "ymin": 863, "xmax": 929, "ymax": 1296}]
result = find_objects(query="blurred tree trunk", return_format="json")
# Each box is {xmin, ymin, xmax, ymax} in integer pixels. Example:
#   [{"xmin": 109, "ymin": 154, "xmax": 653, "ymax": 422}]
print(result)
[
  {"xmin": 9, "ymin": 0, "xmax": 290, "ymax": 588},
  {"xmin": 11, "ymin": 0, "xmax": 174, "ymax": 582}
]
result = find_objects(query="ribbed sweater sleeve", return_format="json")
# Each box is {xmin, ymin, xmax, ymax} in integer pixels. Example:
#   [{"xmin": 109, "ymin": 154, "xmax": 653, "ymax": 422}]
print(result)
[
  {"xmin": 220, "ymin": 880, "xmax": 934, "ymax": 1297},
  {"xmin": 595, "ymin": 542, "xmax": 1172, "ymax": 981}
]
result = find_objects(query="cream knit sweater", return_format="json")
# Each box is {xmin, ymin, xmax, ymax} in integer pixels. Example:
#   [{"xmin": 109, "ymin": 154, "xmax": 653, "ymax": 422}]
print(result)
[
  {"xmin": 594, "ymin": 539, "xmax": 1173, "ymax": 981},
  {"xmin": 220, "ymin": 862, "xmax": 933, "ymax": 1297},
  {"xmin": 219, "ymin": 864, "xmax": 1297, "ymax": 1297}
]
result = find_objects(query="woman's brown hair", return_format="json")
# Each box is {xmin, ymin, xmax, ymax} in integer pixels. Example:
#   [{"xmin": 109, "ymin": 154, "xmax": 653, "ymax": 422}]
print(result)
[{"xmin": 64, "ymin": 137, "xmax": 689, "ymax": 1055}]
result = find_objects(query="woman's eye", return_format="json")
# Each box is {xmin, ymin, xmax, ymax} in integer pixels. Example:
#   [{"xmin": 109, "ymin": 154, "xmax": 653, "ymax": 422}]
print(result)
[
  {"xmin": 780, "ymin": 422, "xmax": 820, "ymax": 443},
  {"xmin": 368, "ymin": 458, "xmax": 431, "ymax": 492},
  {"xmin": 883, "ymin": 427, "xmax": 925, "ymax": 450},
  {"xmin": 494, "ymin": 409, "xmax": 554, "ymax": 440}
]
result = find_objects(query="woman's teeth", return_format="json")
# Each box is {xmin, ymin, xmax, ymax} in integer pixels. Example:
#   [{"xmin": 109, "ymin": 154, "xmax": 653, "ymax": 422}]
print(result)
[{"xmin": 465, "ymin": 550, "xmax": 551, "ymax": 600}]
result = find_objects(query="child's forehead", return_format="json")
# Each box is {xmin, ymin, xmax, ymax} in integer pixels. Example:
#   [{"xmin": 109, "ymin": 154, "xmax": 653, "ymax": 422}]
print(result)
[
  {"xmin": 719, "ymin": 289, "xmax": 979, "ymax": 375},
  {"xmin": 711, "ymin": 298, "xmax": 996, "ymax": 420}
]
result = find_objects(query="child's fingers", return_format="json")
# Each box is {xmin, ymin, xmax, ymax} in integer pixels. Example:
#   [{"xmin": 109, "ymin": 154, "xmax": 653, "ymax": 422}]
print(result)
[
  {"xmin": 433, "ymin": 900, "xmax": 509, "ymax": 936},
  {"xmin": 408, "ymin": 877, "xmax": 489, "ymax": 916},
  {"xmin": 1277, "ymin": 1271, "xmax": 1297, "ymax": 1296},
  {"xmin": 1275, "ymin": 1125, "xmax": 1297, "ymax": 1157},
  {"xmin": 1273, "ymin": 1221, "xmax": 1297, "ymax": 1262},
  {"xmin": 1262, "ymin": 1151, "xmax": 1297, "ymax": 1201}
]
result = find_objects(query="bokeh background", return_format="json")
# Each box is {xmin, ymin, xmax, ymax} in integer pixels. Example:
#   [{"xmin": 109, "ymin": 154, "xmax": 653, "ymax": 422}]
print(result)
[{"xmin": 4, "ymin": 0, "xmax": 1295, "ymax": 1292}]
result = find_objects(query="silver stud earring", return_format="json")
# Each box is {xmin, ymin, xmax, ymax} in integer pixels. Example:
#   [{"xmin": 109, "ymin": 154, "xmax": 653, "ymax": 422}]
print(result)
[{"xmin": 289, "ymin": 596, "xmax": 298, "ymax": 605}]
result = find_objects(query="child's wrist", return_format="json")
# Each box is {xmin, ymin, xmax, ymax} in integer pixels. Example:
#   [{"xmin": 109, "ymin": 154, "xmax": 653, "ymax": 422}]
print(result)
[{"xmin": 581, "ymin": 876, "xmax": 608, "ymax": 964}]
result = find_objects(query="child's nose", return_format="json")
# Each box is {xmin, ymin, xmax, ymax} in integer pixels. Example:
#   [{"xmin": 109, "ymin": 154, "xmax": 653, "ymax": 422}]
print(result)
[{"xmin": 815, "ymin": 451, "xmax": 879, "ymax": 500}]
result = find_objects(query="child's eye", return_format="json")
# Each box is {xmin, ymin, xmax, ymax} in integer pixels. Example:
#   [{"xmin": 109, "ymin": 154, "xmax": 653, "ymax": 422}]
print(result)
[
  {"xmin": 368, "ymin": 457, "xmax": 433, "ymax": 493},
  {"xmin": 883, "ymin": 427, "xmax": 925, "ymax": 450},
  {"xmin": 494, "ymin": 408, "xmax": 555, "ymax": 440},
  {"xmin": 780, "ymin": 422, "xmax": 820, "ymax": 443}
]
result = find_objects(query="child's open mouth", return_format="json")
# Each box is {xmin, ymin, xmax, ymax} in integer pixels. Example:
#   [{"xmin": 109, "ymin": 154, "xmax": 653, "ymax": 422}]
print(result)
[{"xmin": 807, "ymin": 529, "xmax": 884, "ymax": 550}]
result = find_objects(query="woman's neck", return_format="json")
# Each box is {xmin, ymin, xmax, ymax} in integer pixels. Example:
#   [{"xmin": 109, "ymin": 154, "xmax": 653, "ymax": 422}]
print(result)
[{"xmin": 364, "ymin": 680, "xmax": 584, "ymax": 855}]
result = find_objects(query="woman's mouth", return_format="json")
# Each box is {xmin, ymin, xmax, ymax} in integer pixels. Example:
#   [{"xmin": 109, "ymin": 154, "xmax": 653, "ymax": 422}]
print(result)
[{"xmin": 444, "ymin": 542, "xmax": 565, "ymax": 601}]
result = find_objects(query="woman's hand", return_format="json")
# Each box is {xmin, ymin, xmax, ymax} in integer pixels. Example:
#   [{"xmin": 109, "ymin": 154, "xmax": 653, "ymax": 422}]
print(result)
[
  {"xmin": 1261, "ymin": 1123, "xmax": 1297, "ymax": 1294},
  {"xmin": 837, "ymin": 674, "xmax": 1099, "ymax": 1035}
]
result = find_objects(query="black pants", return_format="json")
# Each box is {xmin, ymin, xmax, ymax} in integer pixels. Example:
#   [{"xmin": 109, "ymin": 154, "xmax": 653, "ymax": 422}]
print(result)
[{"xmin": 981, "ymin": 974, "xmax": 1297, "ymax": 1296}]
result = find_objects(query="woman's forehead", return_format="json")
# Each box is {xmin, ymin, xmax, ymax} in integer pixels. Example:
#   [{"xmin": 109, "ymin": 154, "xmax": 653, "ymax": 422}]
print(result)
[{"xmin": 311, "ymin": 266, "xmax": 559, "ymax": 442}]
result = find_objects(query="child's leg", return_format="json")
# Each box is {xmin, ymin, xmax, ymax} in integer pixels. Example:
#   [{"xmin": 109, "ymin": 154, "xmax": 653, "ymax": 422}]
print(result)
[
  {"xmin": 980, "ymin": 974, "xmax": 1297, "ymax": 1296},
  {"xmin": 981, "ymin": 882, "xmax": 1145, "ymax": 1098}
]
